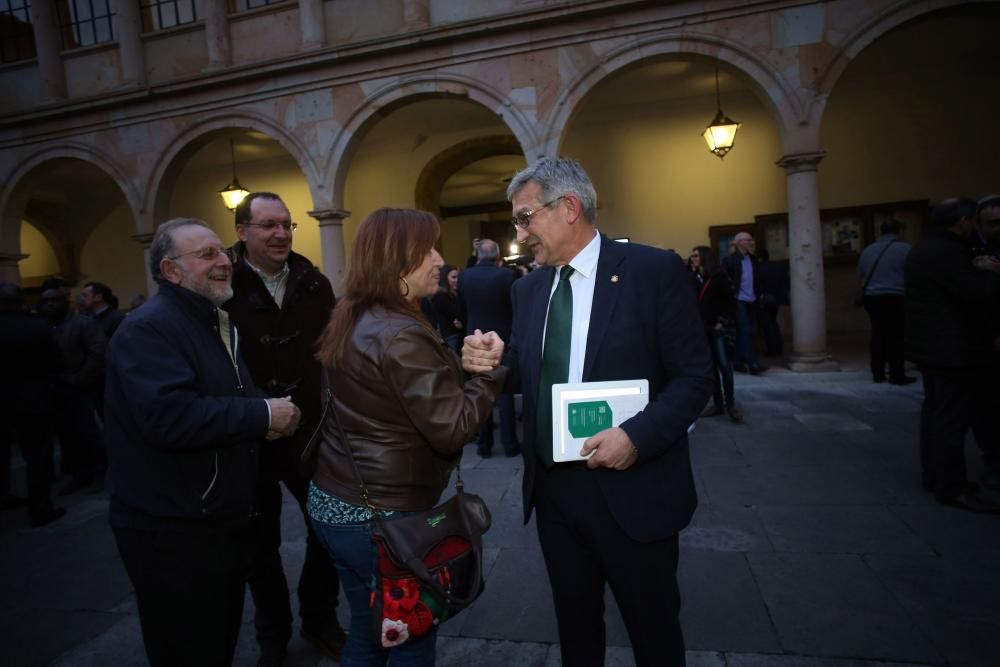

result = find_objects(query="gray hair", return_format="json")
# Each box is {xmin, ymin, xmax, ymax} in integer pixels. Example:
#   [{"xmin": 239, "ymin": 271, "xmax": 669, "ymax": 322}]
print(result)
[
  {"xmin": 476, "ymin": 238, "xmax": 500, "ymax": 262},
  {"xmin": 149, "ymin": 218, "xmax": 211, "ymax": 283},
  {"xmin": 506, "ymin": 157, "xmax": 598, "ymax": 223}
]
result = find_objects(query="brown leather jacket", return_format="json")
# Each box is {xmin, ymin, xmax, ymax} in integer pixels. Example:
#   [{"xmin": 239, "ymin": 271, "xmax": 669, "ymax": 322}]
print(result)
[{"xmin": 311, "ymin": 306, "xmax": 507, "ymax": 511}]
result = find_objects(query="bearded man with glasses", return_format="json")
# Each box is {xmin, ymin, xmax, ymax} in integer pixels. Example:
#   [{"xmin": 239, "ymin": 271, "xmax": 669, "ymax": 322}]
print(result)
[
  {"xmin": 228, "ymin": 192, "xmax": 345, "ymax": 666},
  {"xmin": 105, "ymin": 218, "xmax": 301, "ymax": 666}
]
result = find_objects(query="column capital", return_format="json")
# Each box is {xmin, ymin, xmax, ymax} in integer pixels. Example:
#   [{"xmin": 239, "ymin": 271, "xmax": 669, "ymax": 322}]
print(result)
[
  {"xmin": 131, "ymin": 233, "xmax": 155, "ymax": 246},
  {"xmin": 776, "ymin": 151, "xmax": 826, "ymax": 174},
  {"xmin": 308, "ymin": 209, "xmax": 351, "ymax": 226}
]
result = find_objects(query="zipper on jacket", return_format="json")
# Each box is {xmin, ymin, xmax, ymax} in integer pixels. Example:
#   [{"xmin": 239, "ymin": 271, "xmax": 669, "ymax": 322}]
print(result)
[
  {"xmin": 201, "ymin": 451, "xmax": 220, "ymax": 501},
  {"xmin": 232, "ymin": 325, "xmax": 243, "ymax": 390}
]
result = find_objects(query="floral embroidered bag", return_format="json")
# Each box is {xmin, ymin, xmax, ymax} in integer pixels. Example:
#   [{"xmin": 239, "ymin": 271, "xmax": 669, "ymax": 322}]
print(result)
[{"xmin": 370, "ymin": 486, "xmax": 491, "ymax": 647}]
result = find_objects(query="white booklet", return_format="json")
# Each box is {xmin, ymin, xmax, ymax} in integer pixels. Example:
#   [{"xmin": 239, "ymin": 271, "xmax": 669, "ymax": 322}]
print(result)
[{"xmin": 550, "ymin": 379, "xmax": 649, "ymax": 462}]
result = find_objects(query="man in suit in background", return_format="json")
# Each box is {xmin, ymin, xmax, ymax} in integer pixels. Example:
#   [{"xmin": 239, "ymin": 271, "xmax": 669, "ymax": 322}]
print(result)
[
  {"xmin": 723, "ymin": 231, "xmax": 767, "ymax": 374},
  {"xmin": 458, "ymin": 238, "xmax": 519, "ymax": 457},
  {"xmin": 465, "ymin": 157, "xmax": 713, "ymax": 666}
]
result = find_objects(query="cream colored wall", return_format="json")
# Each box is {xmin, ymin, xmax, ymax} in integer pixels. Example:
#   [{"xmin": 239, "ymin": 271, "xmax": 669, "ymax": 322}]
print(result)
[
  {"xmin": 78, "ymin": 203, "xmax": 148, "ymax": 302},
  {"xmin": 19, "ymin": 222, "xmax": 60, "ymax": 279},
  {"xmin": 343, "ymin": 105, "xmax": 514, "ymax": 262},
  {"xmin": 169, "ymin": 152, "xmax": 322, "ymax": 268},
  {"xmin": 820, "ymin": 12, "xmax": 999, "ymax": 207},
  {"xmin": 562, "ymin": 90, "xmax": 786, "ymax": 255}
]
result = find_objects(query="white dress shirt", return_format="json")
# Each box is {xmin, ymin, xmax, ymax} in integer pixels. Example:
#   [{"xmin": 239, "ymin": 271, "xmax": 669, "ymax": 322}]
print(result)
[{"xmin": 542, "ymin": 230, "xmax": 601, "ymax": 384}]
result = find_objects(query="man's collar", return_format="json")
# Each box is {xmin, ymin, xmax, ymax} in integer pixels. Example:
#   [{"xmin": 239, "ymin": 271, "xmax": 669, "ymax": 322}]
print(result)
[
  {"xmin": 243, "ymin": 254, "xmax": 289, "ymax": 282},
  {"xmin": 562, "ymin": 229, "xmax": 601, "ymax": 278}
]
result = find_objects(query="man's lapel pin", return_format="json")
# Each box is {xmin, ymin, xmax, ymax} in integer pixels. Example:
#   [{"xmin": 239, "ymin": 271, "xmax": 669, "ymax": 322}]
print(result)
[{"xmin": 611, "ymin": 274, "xmax": 620, "ymax": 283}]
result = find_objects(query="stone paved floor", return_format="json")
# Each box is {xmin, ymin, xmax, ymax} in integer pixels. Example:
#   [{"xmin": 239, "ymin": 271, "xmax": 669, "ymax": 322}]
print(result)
[{"xmin": 3, "ymin": 339, "xmax": 998, "ymax": 666}]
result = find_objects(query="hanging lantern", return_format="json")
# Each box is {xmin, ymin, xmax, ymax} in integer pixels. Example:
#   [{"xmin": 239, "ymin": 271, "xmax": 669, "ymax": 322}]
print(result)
[
  {"xmin": 702, "ymin": 69, "xmax": 741, "ymax": 159},
  {"xmin": 219, "ymin": 138, "xmax": 250, "ymax": 211}
]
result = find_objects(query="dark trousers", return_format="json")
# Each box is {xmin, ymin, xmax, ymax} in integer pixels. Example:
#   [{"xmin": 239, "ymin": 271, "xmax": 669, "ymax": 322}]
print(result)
[
  {"xmin": 734, "ymin": 301, "xmax": 760, "ymax": 368},
  {"xmin": 0, "ymin": 417, "xmax": 56, "ymax": 522},
  {"xmin": 759, "ymin": 304, "xmax": 783, "ymax": 356},
  {"xmin": 246, "ymin": 473, "xmax": 340, "ymax": 652},
  {"xmin": 477, "ymin": 393, "xmax": 518, "ymax": 450},
  {"xmin": 534, "ymin": 466, "xmax": 685, "ymax": 667},
  {"xmin": 919, "ymin": 367, "xmax": 998, "ymax": 498},
  {"xmin": 707, "ymin": 329, "xmax": 735, "ymax": 409},
  {"xmin": 863, "ymin": 295, "xmax": 906, "ymax": 381},
  {"xmin": 53, "ymin": 383, "xmax": 104, "ymax": 481},
  {"xmin": 113, "ymin": 524, "xmax": 249, "ymax": 667}
]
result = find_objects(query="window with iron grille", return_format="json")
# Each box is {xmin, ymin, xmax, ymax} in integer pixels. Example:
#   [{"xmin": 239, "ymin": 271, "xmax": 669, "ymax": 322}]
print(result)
[
  {"xmin": 55, "ymin": 0, "xmax": 116, "ymax": 49},
  {"xmin": 1, "ymin": 0, "xmax": 37, "ymax": 63},
  {"xmin": 140, "ymin": 0, "xmax": 197, "ymax": 32},
  {"xmin": 227, "ymin": 0, "xmax": 284, "ymax": 12}
]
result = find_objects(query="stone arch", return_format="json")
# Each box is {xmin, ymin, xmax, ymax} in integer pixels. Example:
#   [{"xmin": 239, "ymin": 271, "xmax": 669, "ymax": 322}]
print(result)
[
  {"xmin": 810, "ymin": 0, "xmax": 990, "ymax": 128},
  {"xmin": 1, "ymin": 142, "xmax": 140, "ymax": 249},
  {"xmin": 544, "ymin": 31, "xmax": 804, "ymax": 157},
  {"xmin": 146, "ymin": 111, "xmax": 322, "ymax": 233},
  {"xmin": 326, "ymin": 74, "xmax": 539, "ymax": 208},
  {"xmin": 414, "ymin": 135, "xmax": 523, "ymax": 215}
]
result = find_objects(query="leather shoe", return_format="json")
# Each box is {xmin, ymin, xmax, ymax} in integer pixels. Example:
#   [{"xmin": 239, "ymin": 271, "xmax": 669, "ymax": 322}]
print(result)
[
  {"xmin": 981, "ymin": 470, "xmax": 1000, "ymax": 492},
  {"xmin": 256, "ymin": 648, "xmax": 286, "ymax": 667},
  {"xmin": 937, "ymin": 492, "xmax": 1000, "ymax": 515},
  {"xmin": 300, "ymin": 625, "xmax": 346, "ymax": 661},
  {"xmin": 749, "ymin": 366, "xmax": 767, "ymax": 376},
  {"xmin": 504, "ymin": 444, "xmax": 521, "ymax": 457},
  {"xmin": 889, "ymin": 376, "xmax": 918, "ymax": 386},
  {"xmin": 0, "ymin": 494, "xmax": 27, "ymax": 511},
  {"xmin": 477, "ymin": 445, "xmax": 493, "ymax": 458},
  {"xmin": 30, "ymin": 507, "xmax": 66, "ymax": 528},
  {"xmin": 700, "ymin": 404, "xmax": 724, "ymax": 418},
  {"xmin": 726, "ymin": 407, "xmax": 744, "ymax": 424},
  {"xmin": 732, "ymin": 363, "xmax": 749, "ymax": 373}
]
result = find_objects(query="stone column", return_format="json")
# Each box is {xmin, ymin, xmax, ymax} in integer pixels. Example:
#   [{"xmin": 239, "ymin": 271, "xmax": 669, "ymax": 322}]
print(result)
[
  {"xmin": 308, "ymin": 209, "xmax": 350, "ymax": 292},
  {"xmin": 777, "ymin": 152, "xmax": 839, "ymax": 371},
  {"xmin": 29, "ymin": 0, "xmax": 67, "ymax": 102},
  {"xmin": 132, "ymin": 233, "xmax": 156, "ymax": 298},
  {"xmin": 299, "ymin": 0, "xmax": 326, "ymax": 49},
  {"xmin": 200, "ymin": 0, "xmax": 231, "ymax": 71},
  {"xmin": 0, "ymin": 252, "xmax": 28, "ymax": 285},
  {"xmin": 116, "ymin": 0, "xmax": 147, "ymax": 85},
  {"xmin": 403, "ymin": 0, "xmax": 430, "ymax": 29}
]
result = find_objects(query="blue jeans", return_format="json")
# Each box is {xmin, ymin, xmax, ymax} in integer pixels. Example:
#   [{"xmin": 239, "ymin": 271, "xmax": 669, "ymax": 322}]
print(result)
[
  {"xmin": 309, "ymin": 516, "xmax": 438, "ymax": 667},
  {"xmin": 708, "ymin": 329, "xmax": 735, "ymax": 409}
]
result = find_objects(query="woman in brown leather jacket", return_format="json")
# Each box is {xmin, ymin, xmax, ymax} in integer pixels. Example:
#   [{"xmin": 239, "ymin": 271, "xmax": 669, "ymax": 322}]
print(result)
[{"xmin": 307, "ymin": 208, "xmax": 507, "ymax": 666}]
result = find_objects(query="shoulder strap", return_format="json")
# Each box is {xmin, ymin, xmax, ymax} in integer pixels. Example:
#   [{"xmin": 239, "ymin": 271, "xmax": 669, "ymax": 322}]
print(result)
[
  {"xmin": 697, "ymin": 276, "xmax": 714, "ymax": 302},
  {"xmin": 861, "ymin": 240, "xmax": 898, "ymax": 292}
]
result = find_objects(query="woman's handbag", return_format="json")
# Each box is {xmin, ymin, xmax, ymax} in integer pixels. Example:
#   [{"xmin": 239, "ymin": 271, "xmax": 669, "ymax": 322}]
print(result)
[{"xmin": 323, "ymin": 387, "xmax": 491, "ymax": 648}]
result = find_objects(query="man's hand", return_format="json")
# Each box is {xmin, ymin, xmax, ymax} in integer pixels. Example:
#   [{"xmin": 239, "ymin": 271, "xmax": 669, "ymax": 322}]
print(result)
[
  {"xmin": 973, "ymin": 255, "xmax": 1000, "ymax": 272},
  {"xmin": 266, "ymin": 396, "xmax": 301, "ymax": 440},
  {"xmin": 580, "ymin": 427, "xmax": 638, "ymax": 470},
  {"xmin": 462, "ymin": 329, "xmax": 505, "ymax": 373}
]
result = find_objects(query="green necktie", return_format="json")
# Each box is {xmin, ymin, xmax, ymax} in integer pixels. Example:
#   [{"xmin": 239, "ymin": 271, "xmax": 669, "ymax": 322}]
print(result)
[{"xmin": 535, "ymin": 265, "xmax": 575, "ymax": 467}]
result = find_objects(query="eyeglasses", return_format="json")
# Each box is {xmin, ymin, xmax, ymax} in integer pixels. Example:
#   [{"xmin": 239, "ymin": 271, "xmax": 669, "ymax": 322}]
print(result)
[
  {"xmin": 511, "ymin": 196, "xmax": 566, "ymax": 230},
  {"xmin": 243, "ymin": 221, "xmax": 298, "ymax": 232},
  {"xmin": 167, "ymin": 245, "xmax": 235, "ymax": 262}
]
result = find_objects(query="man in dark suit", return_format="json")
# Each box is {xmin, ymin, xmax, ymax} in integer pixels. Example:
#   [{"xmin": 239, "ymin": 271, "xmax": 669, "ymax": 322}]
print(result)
[
  {"xmin": 905, "ymin": 197, "xmax": 1000, "ymax": 514},
  {"xmin": 723, "ymin": 231, "xmax": 767, "ymax": 374},
  {"xmin": 458, "ymin": 238, "xmax": 519, "ymax": 457},
  {"xmin": 465, "ymin": 157, "xmax": 713, "ymax": 666}
]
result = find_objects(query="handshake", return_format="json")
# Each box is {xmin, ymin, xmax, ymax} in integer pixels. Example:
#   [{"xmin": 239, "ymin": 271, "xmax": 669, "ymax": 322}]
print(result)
[
  {"xmin": 461, "ymin": 329, "xmax": 506, "ymax": 374},
  {"xmin": 265, "ymin": 396, "xmax": 301, "ymax": 441}
]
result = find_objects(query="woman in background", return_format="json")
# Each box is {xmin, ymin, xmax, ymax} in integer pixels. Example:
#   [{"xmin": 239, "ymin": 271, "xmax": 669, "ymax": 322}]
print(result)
[
  {"xmin": 431, "ymin": 264, "xmax": 463, "ymax": 352},
  {"xmin": 690, "ymin": 245, "xmax": 743, "ymax": 423}
]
